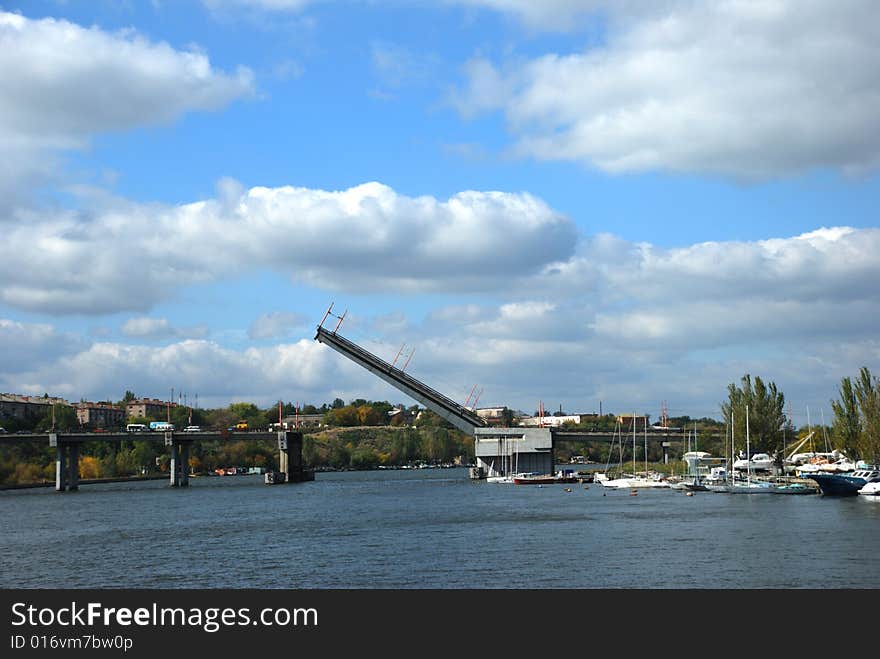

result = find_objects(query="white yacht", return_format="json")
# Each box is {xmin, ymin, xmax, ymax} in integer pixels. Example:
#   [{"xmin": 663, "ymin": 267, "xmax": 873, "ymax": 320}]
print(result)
[{"xmin": 732, "ymin": 452, "xmax": 774, "ymax": 472}]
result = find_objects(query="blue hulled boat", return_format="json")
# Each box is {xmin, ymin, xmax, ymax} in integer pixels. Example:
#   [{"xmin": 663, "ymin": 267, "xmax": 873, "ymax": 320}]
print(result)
[{"xmin": 804, "ymin": 468, "xmax": 880, "ymax": 496}]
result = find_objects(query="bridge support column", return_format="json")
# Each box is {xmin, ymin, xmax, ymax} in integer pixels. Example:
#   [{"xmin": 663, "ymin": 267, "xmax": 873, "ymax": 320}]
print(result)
[
  {"xmin": 67, "ymin": 442, "xmax": 79, "ymax": 491},
  {"xmin": 52, "ymin": 436, "xmax": 81, "ymax": 492},
  {"xmin": 178, "ymin": 441, "xmax": 190, "ymax": 487},
  {"xmin": 277, "ymin": 431, "xmax": 313, "ymax": 483},
  {"xmin": 169, "ymin": 442, "xmax": 179, "ymax": 486},
  {"xmin": 166, "ymin": 435, "xmax": 191, "ymax": 487},
  {"xmin": 55, "ymin": 440, "xmax": 66, "ymax": 492}
]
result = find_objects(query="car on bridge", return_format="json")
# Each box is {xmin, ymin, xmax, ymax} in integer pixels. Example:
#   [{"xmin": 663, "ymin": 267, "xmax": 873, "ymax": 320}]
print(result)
[{"xmin": 183, "ymin": 425, "xmax": 202, "ymax": 433}]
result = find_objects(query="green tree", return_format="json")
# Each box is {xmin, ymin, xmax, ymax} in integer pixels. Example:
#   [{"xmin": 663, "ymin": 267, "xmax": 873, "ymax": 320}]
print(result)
[
  {"xmin": 720, "ymin": 374, "xmax": 786, "ymax": 455},
  {"xmin": 35, "ymin": 404, "xmax": 79, "ymax": 432},
  {"xmin": 831, "ymin": 376, "xmax": 861, "ymax": 459},
  {"xmin": 225, "ymin": 402, "xmax": 266, "ymax": 429},
  {"xmin": 854, "ymin": 367, "xmax": 880, "ymax": 464}
]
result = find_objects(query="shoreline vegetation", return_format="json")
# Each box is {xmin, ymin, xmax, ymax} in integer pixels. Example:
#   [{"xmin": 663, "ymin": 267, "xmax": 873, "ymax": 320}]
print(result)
[{"xmin": 2, "ymin": 368, "xmax": 879, "ymax": 488}]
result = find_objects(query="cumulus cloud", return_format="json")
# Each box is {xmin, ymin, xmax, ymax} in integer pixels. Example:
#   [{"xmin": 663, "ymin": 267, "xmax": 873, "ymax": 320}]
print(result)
[
  {"xmin": 452, "ymin": 0, "xmax": 880, "ymax": 178},
  {"xmin": 1, "ymin": 338, "xmax": 400, "ymax": 410},
  {"xmin": 0, "ymin": 11, "xmax": 254, "ymax": 205},
  {"xmin": 0, "ymin": 319, "xmax": 86, "ymax": 373},
  {"xmin": 247, "ymin": 312, "xmax": 308, "ymax": 340},
  {"xmin": 0, "ymin": 181, "xmax": 576, "ymax": 314},
  {"xmin": 121, "ymin": 317, "xmax": 209, "ymax": 340},
  {"xmin": 557, "ymin": 227, "xmax": 880, "ymax": 306}
]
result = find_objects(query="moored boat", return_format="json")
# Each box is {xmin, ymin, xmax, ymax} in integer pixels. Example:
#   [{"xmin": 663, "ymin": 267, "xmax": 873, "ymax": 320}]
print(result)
[
  {"xmin": 512, "ymin": 473, "xmax": 556, "ymax": 485},
  {"xmin": 772, "ymin": 482, "xmax": 817, "ymax": 495},
  {"xmin": 732, "ymin": 452, "xmax": 774, "ymax": 473},
  {"xmin": 725, "ymin": 480, "xmax": 775, "ymax": 494},
  {"xmin": 857, "ymin": 480, "xmax": 880, "ymax": 496},
  {"xmin": 804, "ymin": 468, "xmax": 880, "ymax": 496}
]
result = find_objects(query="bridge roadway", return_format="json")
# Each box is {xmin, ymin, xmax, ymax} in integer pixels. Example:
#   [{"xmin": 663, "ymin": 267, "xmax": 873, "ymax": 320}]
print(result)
[
  {"xmin": 315, "ymin": 325, "xmax": 487, "ymax": 434},
  {"xmin": 550, "ymin": 429, "xmax": 724, "ymax": 443},
  {"xmin": 0, "ymin": 430, "xmax": 311, "ymax": 491}
]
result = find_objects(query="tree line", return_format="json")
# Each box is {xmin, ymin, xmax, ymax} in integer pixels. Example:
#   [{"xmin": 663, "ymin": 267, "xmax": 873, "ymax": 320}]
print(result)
[
  {"xmin": 720, "ymin": 368, "xmax": 880, "ymax": 464},
  {"xmin": 0, "ymin": 398, "xmax": 472, "ymax": 486}
]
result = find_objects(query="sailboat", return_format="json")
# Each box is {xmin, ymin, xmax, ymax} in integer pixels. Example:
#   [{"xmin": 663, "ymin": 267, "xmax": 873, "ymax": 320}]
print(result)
[
  {"xmin": 486, "ymin": 436, "xmax": 517, "ymax": 483},
  {"xmin": 684, "ymin": 423, "xmax": 709, "ymax": 491},
  {"xmin": 726, "ymin": 405, "xmax": 774, "ymax": 494},
  {"xmin": 595, "ymin": 420, "xmax": 621, "ymax": 486},
  {"xmin": 600, "ymin": 415, "xmax": 669, "ymax": 489}
]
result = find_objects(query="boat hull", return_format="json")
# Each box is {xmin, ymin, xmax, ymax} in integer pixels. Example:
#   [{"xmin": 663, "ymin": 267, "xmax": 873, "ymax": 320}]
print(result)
[
  {"xmin": 805, "ymin": 473, "xmax": 870, "ymax": 496},
  {"xmin": 513, "ymin": 475, "xmax": 556, "ymax": 485},
  {"xmin": 858, "ymin": 482, "xmax": 880, "ymax": 496},
  {"xmin": 772, "ymin": 483, "xmax": 817, "ymax": 495}
]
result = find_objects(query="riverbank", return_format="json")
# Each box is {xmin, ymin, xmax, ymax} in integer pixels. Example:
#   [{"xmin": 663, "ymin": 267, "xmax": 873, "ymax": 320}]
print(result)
[{"xmin": 0, "ymin": 474, "xmax": 170, "ymax": 491}]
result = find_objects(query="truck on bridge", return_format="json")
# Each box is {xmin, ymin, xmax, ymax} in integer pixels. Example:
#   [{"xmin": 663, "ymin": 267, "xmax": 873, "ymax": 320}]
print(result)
[{"xmin": 149, "ymin": 421, "xmax": 174, "ymax": 432}]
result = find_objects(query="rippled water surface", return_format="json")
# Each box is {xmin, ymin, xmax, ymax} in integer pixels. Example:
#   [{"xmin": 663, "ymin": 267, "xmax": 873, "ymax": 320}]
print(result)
[{"xmin": 2, "ymin": 468, "xmax": 879, "ymax": 588}]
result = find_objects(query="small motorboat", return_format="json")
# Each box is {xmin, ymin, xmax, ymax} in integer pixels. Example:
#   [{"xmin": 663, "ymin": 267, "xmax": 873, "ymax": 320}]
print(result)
[{"xmin": 858, "ymin": 481, "xmax": 880, "ymax": 496}]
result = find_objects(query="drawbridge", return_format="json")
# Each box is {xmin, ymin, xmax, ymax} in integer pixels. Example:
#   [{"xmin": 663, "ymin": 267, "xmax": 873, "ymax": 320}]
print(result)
[
  {"xmin": 314, "ymin": 325, "xmax": 487, "ymax": 434},
  {"xmin": 314, "ymin": 311, "xmax": 555, "ymax": 478}
]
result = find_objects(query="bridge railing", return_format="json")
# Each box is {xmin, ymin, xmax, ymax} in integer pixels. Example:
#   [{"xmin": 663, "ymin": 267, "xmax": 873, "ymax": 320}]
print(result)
[{"xmin": 315, "ymin": 326, "xmax": 486, "ymax": 429}]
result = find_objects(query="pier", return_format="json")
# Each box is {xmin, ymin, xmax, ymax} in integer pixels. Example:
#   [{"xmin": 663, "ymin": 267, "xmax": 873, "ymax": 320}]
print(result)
[{"xmin": 1, "ymin": 430, "xmax": 313, "ymax": 491}]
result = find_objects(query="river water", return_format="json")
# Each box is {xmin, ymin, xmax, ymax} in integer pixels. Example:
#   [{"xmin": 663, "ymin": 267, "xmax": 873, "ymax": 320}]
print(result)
[{"xmin": 2, "ymin": 468, "xmax": 879, "ymax": 589}]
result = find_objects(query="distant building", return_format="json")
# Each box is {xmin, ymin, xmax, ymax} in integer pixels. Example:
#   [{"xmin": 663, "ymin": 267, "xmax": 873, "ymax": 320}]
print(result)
[
  {"xmin": 519, "ymin": 415, "xmax": 581, "ymax": 428},
  {"xmin": 0, "ymin": 393, "xmax": 71, "ymax": 421},
  {"xmin": 279, "ymin": 414, "xmax": 324, "ymax": 429},
  {"xmin": 387, "ymin": 406, "xmax": 416, "ymax": 425},
  {"xmin": 617, "ymin": 414, "xmax": 650, "ymax": 430},
  {"xmin": 125, "ymin": 398, "xmax": 175, "ymax": 420},
  {"xmin": 475, "ymin": 407, "xmax": 511, "ymax": 426},
  {"xmin": 75, "ymin": 402, "xmax": 125, "ymax": 429}
]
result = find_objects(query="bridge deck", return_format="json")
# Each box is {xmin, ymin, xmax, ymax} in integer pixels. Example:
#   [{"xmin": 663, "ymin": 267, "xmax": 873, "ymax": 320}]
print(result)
[
  {"xmin": 315, "ymin": 326, "xmax": 486, "ymax": 434},
  {"xmin": 0, "ymin": 431, "xmax": 281, "ymax": 444}
]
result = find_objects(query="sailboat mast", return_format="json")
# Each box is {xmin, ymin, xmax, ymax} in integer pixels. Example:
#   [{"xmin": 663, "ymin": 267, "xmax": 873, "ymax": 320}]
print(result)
[
  {"xmin": 644, "ymin": 415, "xmax": 648, "ymax": 477},
  {"xmin": 746, "ymin": 404, "xmax": 751, "ymax": 487},
  {"xmin": 731, "ymin": 410, "xmax": 735, "ymax": 484},
  {"xmin": 632, "ymin": 413, "xmax": 636, "ymax": 477}
]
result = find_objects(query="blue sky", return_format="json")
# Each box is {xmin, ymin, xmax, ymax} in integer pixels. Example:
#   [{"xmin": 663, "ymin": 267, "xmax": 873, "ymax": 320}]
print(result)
[{"xmin": 2, "ymin": 1, "xmax": 879, "ymax": 425}]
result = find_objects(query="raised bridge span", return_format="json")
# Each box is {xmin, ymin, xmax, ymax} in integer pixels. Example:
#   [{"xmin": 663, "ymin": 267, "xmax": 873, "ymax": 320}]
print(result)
[
  {"xmin": 315, "ymin": 325, "xmax": 487, "ymax": 434},
  {"xmin": 315, "ymin": 323, "xmax": 716, "ymax": 479}
]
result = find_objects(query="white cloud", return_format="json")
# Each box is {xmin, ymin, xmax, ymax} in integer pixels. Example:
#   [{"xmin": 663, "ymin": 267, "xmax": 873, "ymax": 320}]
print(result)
[
  {"xmin": 452, "ymin": 0, "xmax": 880, "ymax": 178},
  {"xmin": 1, "ymin": 338, "xmax": 400, "ymax": 410},
  {"xmin": 248, "ymin": 312, "xmax": 308, "ymax": 340},
  {"xmin": 0, "ymin": 181, "xmax": 576, "ymax": 314},
  {"xmin": 121, "ymin": 317, "xmax": 209, "ymax": 340},
  {"xmin": 0, "ymin": 10, "xmax": 254, "ymax": 205},
  {"xmin": 0, "ymin": 319, "xmax": 85, "ymax": 373},
  {"xmin": 581, "ymin": 226, "xmax": 880, "ymax": 305}
]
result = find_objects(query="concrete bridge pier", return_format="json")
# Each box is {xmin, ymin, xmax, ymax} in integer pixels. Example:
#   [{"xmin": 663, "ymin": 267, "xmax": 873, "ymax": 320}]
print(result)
[
  {"xmin": 166, "ymin": 434, "xmax": 191, "ymax": 487},
  {"xmin": 51, "ymin": 435, "xmax": 80, "ymax": 492},
  {"xmin": 68, "ymin": 443, "xmax": 79, "ymax": 491},
  {"xmin": 277, "ymin": 431, "xmax": 314, "ymax": 483},
  {"xmin": 54, "ymin": 438, "xmax": 65, "ymax": 492}
]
